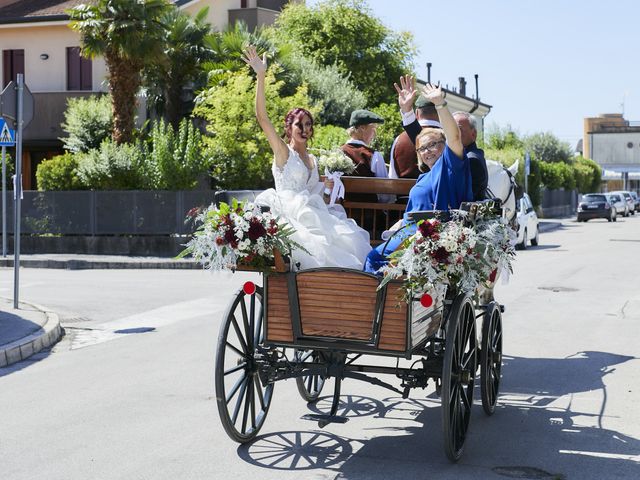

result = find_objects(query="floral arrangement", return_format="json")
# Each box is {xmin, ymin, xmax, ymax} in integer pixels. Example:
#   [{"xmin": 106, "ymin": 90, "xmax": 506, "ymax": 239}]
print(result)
[
  {"xmin": 316, "ymin": 148, "xmax": 356, "ymax": 174},
  {"xmin": 179, "ymin": 199, "xmax": 305, "ymax": 272},
  {"xmin": 380, "ymin": 204, "xmax": 516, "ymax": 300}
]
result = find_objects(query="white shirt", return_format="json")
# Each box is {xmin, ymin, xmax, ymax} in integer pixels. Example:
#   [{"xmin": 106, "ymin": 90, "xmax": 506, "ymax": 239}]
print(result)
[
  {"xmin": 388, "ymin": 114, "xmax": 443, "ymax": 179},
  {"xmin": 346, "ymin": 139, "xmax": 394, "ymax": 203}
]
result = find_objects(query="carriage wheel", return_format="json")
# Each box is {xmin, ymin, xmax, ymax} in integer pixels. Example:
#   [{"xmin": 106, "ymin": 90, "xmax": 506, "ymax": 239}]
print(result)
[
  {"xmin": 295, "ymin": 349, "xmax": 326, "ymax": 402},
  {"xmin": 442, "ymin": 294, "xmax": 477, "ymax": 462},
  {"xmin": 215, "ymin": 285, "xmax": 273, "ymax": 443},
  {"xmin": 480, "ymin": 302, "xmax": 503, "ymax": 416}
]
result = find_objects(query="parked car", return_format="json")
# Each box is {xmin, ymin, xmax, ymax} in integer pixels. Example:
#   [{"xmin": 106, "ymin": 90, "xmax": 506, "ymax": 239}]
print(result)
[
  {"xmin": 606, "ymin": 193, "xmax": 628, "ymax": 218},
  {"xmin": 516, "ymin": 193, "xmax": 539, "ymax": 249},
  {"xmin": 577, "ymin": 194, "xmax": 615, "ymax": 222},
  {"xmin": 610, "ymin": 190, "xmax": 635, "ymax": 216},
  {"xmin": 630, "ymin": 191, "xmax": 640, "ymax": 212}
]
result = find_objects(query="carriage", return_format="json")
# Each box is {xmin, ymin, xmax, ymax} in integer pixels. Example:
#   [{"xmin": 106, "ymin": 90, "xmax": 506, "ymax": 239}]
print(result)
[{"xmin": 213, "ymin": 203, "xmax": 507, "ymax": 462}]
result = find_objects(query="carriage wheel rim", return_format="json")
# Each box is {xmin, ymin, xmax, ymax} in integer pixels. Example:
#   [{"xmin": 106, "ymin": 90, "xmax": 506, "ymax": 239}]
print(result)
[
  {"xmin": 481, "ymin": 305, "xmax": 503, "ymax": 414},
  {"xmin": 216, "ymin": 287, "xmax": 273, "ymax": 442}
]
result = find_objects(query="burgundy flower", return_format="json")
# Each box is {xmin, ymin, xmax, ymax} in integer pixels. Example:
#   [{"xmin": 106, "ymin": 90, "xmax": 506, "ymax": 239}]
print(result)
[
  {"xmin": 223, "ymin": 228, "xmax": 237, "ymax": 245},
  {"xmin": 215, "ymin": 237, "xmax": 224, "ymax": 246},
  {"xmin": 247, "ymin": 218, "xmax": 267, "ymax": 241},
  {"xmin": 418, "ymin": 220, "xmax": 440, "ymax": 239},
  {"xmin": 431, "ymin": 246, "xmax": 449, "ymax": 264},
  {"xmin": 489, "ymin": 269, "xmax": 497, "ymax": 282}
]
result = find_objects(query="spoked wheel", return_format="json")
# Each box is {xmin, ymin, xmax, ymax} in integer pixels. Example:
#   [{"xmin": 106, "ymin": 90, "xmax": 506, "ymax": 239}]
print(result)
[
  {"xmin": 442, "ymin": 294, "xmax": 477, "ymax": 462},
  {"xmin": 295, "ymin": 349, "xmax": 326, "ymax": 402},
  {"xmin": 480, "ymin": 302, "xmax": 503, "ymax": 415},
  {"xmin": 215, "ymin": 285, "xmax": 273, "ymax": 443}
]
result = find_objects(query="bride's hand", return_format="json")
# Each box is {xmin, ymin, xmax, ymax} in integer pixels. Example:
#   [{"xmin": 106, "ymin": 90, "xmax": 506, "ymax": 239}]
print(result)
[
  {"xmin": 241, "ymin": 45, "xmax": 267, "ymax": 75},
  {"xmin": 323, "ymin": 179, "xmax": 335, "ymax": 191}
]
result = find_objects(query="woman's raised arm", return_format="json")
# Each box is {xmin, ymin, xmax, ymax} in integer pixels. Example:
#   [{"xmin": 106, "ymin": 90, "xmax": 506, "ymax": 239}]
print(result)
[
  {"xmin": 420, "ymin": 83, "xmax": 463, "ymax": 159},
  {"xmin": 242, "ymin": 46, "xmax": 289, "ymax": 167}
]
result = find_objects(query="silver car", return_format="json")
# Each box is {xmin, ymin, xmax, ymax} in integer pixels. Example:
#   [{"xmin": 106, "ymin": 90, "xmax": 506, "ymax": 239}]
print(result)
[
  {"xmin": 606, "ymin": 193, "xmax": 627, "ymax": 218},
  {"xmin": 610, "ymin": 190, "xmax": 635, "ymax": 216}
]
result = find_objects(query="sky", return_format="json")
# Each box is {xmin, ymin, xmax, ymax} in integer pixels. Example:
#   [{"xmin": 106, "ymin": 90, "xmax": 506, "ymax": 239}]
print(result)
[{"xmin": 307, "ymin": 0, "xmax": 640, "ymax": 150}]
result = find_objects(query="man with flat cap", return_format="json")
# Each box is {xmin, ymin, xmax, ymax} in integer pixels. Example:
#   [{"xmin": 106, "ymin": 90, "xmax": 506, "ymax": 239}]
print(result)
[
  {"xmin": 341, "ymin": 109, "xmax": 391, "ymax": 204},
  {"xmin": 389, "ymin": 96, "xmax": 442, "ymax": 179}
]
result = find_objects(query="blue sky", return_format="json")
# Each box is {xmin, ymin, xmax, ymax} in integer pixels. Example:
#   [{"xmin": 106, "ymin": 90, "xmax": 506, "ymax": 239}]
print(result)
[{"xmin": 307, "ymin": 0, "xmax": 639, "ymax": 150}]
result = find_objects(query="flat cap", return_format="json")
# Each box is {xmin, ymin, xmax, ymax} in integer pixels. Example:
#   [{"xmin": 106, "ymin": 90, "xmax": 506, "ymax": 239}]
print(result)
[{"xmin": 349, "ymin": 109, "xmax": 385, "ymax": 127}]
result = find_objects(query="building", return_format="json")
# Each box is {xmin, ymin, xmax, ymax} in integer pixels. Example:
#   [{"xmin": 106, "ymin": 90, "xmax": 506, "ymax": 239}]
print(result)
[
  {"xmin": 0, "ymin": 0, "xmax": 292, "ymax": 189},
  {"xmin": 583, "ymin": 113, "xmax": 640, "ymax": 191}
]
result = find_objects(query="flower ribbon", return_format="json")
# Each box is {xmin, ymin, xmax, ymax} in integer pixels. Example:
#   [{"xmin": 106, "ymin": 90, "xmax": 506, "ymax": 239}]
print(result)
[{"xmin": 325, "ymin": 169, "xmax": 345, "ymax": 206}]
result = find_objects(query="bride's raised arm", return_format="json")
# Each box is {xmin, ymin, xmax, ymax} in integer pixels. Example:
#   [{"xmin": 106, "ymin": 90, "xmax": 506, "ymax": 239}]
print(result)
[{"xmin": 242, "ymin": 46, "xmax": 289, "ymax": 168}]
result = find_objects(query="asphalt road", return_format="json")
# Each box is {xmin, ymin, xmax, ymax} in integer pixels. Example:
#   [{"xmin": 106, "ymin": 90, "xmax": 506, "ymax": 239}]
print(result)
[{"xmin": 0, "ymin": 215, "xmax": 639, "ymax": 480}]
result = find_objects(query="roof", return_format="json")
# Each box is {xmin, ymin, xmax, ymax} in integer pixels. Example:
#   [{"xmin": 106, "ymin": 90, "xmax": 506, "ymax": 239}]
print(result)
[
  {"xmin": 0, "ymin": 0, "xmax": 87, "ymax": 24},
  {"xmin": 0, "ymin": 0, "xmax": 191, "ymax": 25}
]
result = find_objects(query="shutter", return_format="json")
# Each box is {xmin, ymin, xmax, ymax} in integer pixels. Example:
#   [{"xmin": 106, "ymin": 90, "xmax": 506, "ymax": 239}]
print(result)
[
  {"xmin": 14, "ymin": 49, "xmax": 24, "ymax": 82},
  {"xmin": 2, "ymin": 50, "xmax": 10, "ymax": 88},
  {"xmin": 80, "ymin": 56, "xmax": 92, "ymax": 90},
  {"xmin": 67, "ymin": 47, "xmax": 81, "ymax": 90}
]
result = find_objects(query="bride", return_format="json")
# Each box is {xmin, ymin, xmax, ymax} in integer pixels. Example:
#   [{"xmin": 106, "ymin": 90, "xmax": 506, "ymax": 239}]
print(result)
[{"xmin": 241, "ymin": 46, "xmax": 371, "ymax": 270}]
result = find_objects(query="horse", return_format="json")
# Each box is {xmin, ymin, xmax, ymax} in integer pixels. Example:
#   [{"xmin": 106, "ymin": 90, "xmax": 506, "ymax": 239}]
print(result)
[{"xmin": 486, "ymin": 159, "xmax": 520, "ymax": 226}]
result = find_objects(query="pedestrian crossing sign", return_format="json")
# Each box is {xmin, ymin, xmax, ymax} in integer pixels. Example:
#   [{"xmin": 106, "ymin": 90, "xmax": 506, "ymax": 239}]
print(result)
[{"xmin": 0, "ymin": 119, "xmax": 15, "ymax": 146}]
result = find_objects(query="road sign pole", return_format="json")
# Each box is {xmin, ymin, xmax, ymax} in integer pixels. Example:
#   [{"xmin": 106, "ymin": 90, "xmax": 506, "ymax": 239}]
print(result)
[
  {"xmin": 13, "ymin": 74, "xmax": 23, "ymax": 309},
  {"xmin": 2, "ymin": 145, "xmax": 6, "ymax": 257}
]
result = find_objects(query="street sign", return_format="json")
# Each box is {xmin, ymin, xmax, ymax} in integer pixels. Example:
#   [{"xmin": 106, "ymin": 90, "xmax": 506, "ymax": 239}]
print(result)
[
  {"xmin": 0, "ymin": 118, "xmax": 15, "ymax": 146},
  {"xmin": 0, "ymin": 81, "xmax": 34, "ymax": 129}
]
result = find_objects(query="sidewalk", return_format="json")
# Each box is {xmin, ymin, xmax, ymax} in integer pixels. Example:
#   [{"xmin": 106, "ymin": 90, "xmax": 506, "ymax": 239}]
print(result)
[
  {"xmin": 0, "ymin": 297, "xmax": 62, "ymax": 367},
  {"xmin": 538, "ymin": 218, "xmax": 568, "ymax": 233},
  {"xmin": 0, "ymin": 254, "xmax": 199, "ymax": 270}
]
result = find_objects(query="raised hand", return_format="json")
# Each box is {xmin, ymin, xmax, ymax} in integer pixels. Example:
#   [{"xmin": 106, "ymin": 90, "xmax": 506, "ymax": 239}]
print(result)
[
  {"xmin": 394, "ymin": 74, "xmax": 417, "ymax": 113},
  {"xmin": 420, "ymin": 83, "xmax": 445, "ymax": 106},
  {"xmin": 241, "ymin": 45, "xmax": 267, "ymax": 75}
]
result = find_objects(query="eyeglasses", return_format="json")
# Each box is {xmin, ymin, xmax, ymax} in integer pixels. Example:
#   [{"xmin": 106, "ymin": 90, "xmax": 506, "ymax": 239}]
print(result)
[{"xmin": 416, "ymin": 140, "xmax": 445, "ymax": 153}]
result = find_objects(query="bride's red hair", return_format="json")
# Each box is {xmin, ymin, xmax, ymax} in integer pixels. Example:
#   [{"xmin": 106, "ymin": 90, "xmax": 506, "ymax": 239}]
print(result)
[{"xmin": 284, "ymin": 108, "xmax": 314, "ymax": 140}]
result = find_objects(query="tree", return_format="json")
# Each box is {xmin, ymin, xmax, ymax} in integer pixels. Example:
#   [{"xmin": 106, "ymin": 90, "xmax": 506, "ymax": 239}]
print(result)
[
  {"xmin": 194, "ymin": 68, "xmax": 320, "ymax": 189},
  {"xmin": 68, "ymin": 0, "xmax": 172, "ymax": 144},
  {"xmin": 271, "ymin": 0, "xmax": 416, "ymax": 106},
  {"xmin": 523, "ymin": 132, "xmax": 573, "ymax": 164},
  {"xmin": 143, "ymin": 7, "xmax": 214, "ymax": 127}
]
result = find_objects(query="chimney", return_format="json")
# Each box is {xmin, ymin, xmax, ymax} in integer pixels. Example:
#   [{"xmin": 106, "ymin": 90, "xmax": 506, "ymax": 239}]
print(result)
[
  {"xmin": 426, "ymin": 63, "xmax": 432, "ymax": 84},
  {"xmin": 458, "ymin": 77, "xmax": 467, "ymax": 96},
  {"xmin": 474, "ymin": 74, "xmax": 479, "ymax": 100}
]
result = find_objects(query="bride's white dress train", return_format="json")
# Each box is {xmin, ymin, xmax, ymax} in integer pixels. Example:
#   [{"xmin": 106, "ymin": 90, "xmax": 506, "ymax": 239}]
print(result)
[{"xmin": 255, "ymin": 147, "xmax": 371, "ymax": 270}]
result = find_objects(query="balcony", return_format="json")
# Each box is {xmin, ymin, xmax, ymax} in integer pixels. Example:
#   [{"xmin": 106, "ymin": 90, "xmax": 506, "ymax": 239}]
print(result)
[{"xmin": 228, "ymin": 0, "xmax": 291, "ymax": 30}]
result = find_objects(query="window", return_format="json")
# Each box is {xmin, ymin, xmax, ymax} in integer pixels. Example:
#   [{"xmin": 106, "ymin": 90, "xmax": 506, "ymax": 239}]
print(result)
[
  {"xmin": 66, "ymin": 47, "xmax": 92, "ymax": 91},
  {"xmin": 2, "ymin": 49, "xmax": 25, "ymax": 88},
  {"xmin": 241, "ymin": 0, "xmax": 248, "ymax": 7}
]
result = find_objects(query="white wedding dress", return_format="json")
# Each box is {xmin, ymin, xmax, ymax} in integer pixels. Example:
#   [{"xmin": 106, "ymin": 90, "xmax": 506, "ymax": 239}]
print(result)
[{"xmin": 255, "ymin": 147, "xmax": 371, "ymax": 270}]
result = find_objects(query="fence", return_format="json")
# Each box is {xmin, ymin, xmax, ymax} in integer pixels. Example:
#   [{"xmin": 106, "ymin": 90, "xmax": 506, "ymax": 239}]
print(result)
[
  {"xmin": 540, "ymin": 189, "xmax": 577, "ymax": 218},
  {"xmin": 2, "ymin": 190, "xmax": 217, "ymax": 235}
]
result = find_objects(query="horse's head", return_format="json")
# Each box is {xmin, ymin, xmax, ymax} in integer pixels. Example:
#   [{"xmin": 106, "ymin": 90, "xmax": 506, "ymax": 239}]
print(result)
[{"xmin": 486, "ymin": 159, "xmax": 519, "ymax": 224}]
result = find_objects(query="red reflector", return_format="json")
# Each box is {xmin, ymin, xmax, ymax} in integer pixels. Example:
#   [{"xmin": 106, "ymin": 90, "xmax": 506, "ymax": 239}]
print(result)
[
  {"xmin": 420, "ymin": 293, "xmax": 433, "ymax": 308},
  {"xmin": 243, "ymin": 281, "xmax": 256, "ymax": 295}
]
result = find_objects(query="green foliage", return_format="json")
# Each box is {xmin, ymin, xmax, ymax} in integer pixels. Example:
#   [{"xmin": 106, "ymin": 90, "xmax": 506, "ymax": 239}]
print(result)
[
  {"xmin": 539, "ymin": 161, "xmax": 564, "ymax": 190},
  {"xmin": 574, "ymin": 156, "xmax": 602, "ymax": 193},
  {"xmin": 194, "ymin": 67, "xmax": 320, "ymax": 189},
  {"xmin": 61, "ymin": 95, "xmax": 113, "ymax": 153},
  {"xmin": 139, "ymin": 119, "xmax": 212, "ymax": 189},
  {"xmin": 523, "ymin": 132, "xmax": 573, "ymax": 163},
  {"xmin": 143, "ymin": 7, "xmax": 214, "ymax": 126},
  {"xmin": 371, "ymin": 102, "xmax": 403, "ymax": 161},
  {"xmin": 1, "ymin": 152, "xmax": 14, "ymax": 189},
  {"xmin": 272, "ymin": 0, "xmax": 416, "ymax": 106},
  {"xmin": 286, "ymin": 54, "xmax": 366, "ymax": 126},
  {"xmin": 36, "ymin": 153, "xmax": 86, "ymax": 190},
  {"xmin": 484, "ymin": 124, "xmax": 523, "ymax": 150},
  {"xmin": 77, "ymin": 140, "xmax": 144, "ymax": 189},
  {"xmin": 310, "ymin": 124, "xmax": 347, "ymax": 151}
]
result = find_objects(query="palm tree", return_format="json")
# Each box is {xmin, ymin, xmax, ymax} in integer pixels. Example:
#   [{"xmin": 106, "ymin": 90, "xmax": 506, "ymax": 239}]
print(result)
[
  {"xmin": 143, "ymin": 7, "xmax": 214, "ymax": 128},
  {"xmin": 68, "ymin": 0, "xmax": 172, "ymax": 144}
]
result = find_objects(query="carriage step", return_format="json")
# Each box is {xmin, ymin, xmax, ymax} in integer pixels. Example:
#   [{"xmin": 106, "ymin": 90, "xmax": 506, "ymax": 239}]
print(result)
[{"xmin": 301, "ymin": 413, "xmax": 349, "ymax": 428}]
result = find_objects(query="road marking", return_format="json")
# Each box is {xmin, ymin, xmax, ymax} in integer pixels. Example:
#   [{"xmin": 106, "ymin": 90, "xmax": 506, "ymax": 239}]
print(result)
[
  {"xmin": 69, "ymin": 297, "xmax": 219, "ymax": 349},
  {"xmin": 559, "ymin": 449, "xmax": 640, "ymax": 463}
]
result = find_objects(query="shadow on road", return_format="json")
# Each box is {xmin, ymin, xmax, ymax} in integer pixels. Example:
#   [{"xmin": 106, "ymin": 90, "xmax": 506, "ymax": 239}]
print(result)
[{"xmin": 236, "ymin": 351, "xmax": 639, "ymax": 478}]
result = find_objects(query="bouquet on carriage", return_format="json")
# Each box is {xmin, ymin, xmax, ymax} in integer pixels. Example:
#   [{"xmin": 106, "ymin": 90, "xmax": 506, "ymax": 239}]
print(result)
[
  {"xmin": 380, "ymin": 204, "xmax": 516, "ymax": 299},
  {"xmin": 179, "ymin": 199, "xmax": 305, "ymax": 272}
]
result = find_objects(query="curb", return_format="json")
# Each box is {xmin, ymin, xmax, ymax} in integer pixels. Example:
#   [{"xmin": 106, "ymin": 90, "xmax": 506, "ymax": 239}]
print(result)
[
  {"xmin": 0, "ymin": 259, "xmax": 199, "ymax": 270},
  {"xmin": 0, "ymin": 302, "xmax": 63, "ymax": 368},
  {"xmin": 538, "ymin": 222, "xmax": 563, "ymax": 234}
]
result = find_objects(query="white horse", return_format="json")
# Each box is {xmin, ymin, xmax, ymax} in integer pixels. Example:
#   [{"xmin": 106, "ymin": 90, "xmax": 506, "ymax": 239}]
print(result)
[{"xmin": 486, "ymin": 159, "xmax": 519, "ymax": 225}]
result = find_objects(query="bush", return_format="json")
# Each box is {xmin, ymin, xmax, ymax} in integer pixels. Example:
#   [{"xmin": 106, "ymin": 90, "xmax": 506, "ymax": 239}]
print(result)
[
  {"xmin": 194, "ymin": 67, "xmax": 320, "ymax": 190},
  {"xmin": 524, "ymin": 132, "xmax": 573, "ymax": 163},
  {"xmin": 309, "ymin": 124, "xmax": 347, "ymax": 151},
  {"xmin": 139, "ymin": 119, "xmax": 212, "ymax": 189},
  {"xmin": 77, "ymin": 140, "xmax": 143, "ymax": 189},
  {"xmin": 36, "ymin": 153, "xmax": 86, "ymax": 190},
  {"xmin": 61, "ymin": 95, "xmax": 113, "ymax": 153},
  {"xmin": 371, "ymin": 102, "xmax": 403, "ymax": 162},
  {"xmin": 287, "ymin": 54, "xmax": 366, "ymax": 126},
  {"xmin": 575, "ymin": 156, "xmax": 602, "ymax": 193},
  {"xmin": 539, "ymin": 161, "xmax": 564, "ymax": 190}
]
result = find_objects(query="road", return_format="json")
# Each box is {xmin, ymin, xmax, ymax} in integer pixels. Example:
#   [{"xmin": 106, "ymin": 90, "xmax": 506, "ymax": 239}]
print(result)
[{"xmin": 0, "ymin": 215, "xmax": 639, "ymax": 480}]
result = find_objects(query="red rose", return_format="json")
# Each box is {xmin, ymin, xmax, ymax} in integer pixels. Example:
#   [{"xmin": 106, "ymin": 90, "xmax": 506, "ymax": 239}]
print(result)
[
  {"xmin": 431, "ymin": 246, "xmax": 449, "ymax": 264},
  {"xmin": 247, "ymin": 218, "xmax": 267, "ymax": 241},
  {"xmin": 489, "ymin": 269, "xmax": 497, "ymax": 282}
]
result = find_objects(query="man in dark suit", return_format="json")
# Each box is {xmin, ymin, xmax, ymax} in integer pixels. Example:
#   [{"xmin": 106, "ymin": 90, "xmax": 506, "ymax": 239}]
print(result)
[{"xmin": 453, "ymin": 111, "xmax": 488, "ymax": 200}]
